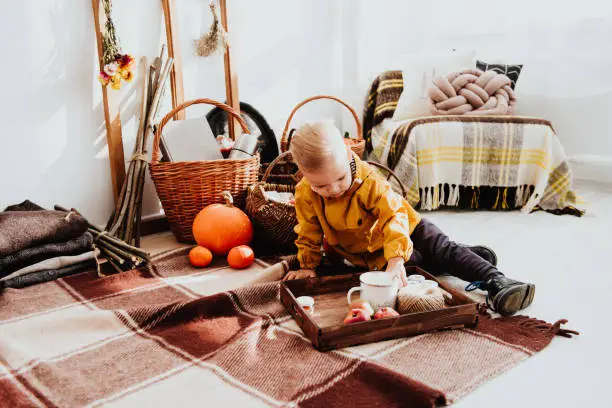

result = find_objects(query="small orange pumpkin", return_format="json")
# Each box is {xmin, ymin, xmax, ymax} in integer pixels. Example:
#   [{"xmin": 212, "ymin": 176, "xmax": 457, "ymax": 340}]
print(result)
[
  {"xmin": 192, "ymin": 192, "xmax": 253, "ymax": 255},
  {"xmin": 188, "ymin": 246, "xmax": 213, "ymax": 268},
  {"xmin": 227, "ymin": 245, "xmax": 255, "ymax": 269}
]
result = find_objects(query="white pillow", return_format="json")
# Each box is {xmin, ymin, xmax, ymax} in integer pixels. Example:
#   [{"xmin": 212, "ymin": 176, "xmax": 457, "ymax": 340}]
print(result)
[{"xmin": 392, "ymin": 51, "xmax": 476, "ymax": 120}]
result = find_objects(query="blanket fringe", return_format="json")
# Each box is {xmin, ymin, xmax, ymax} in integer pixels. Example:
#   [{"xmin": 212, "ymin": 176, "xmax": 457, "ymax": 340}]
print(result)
[
  {"xmin": 431, "ymin": 186, "xmax": 437, "ymax": 209},
  {"xmin": 450, "ymin": 184, "xmax": 460, "ymax": 206},
  {"xmin": 517, "ymin": 316, "xmax": 580, "ymax": 338},
  {"xmin": 422, "ymin": 187, "xmax": 433, "ymax": 210},
  {"xmin": 532, "ymin": 205, "xmax": 585, "ymax": 217},
  {"xmin": 492, "ymin": 189, "xmax": 500, "ymax": 210},
  {"xmin": 415, "ymin": 184, "xmax": 579, "ymax": 216},
  {"xmin": 502, "ymin": 188, "xmax": 509, "ymax": 209},
  {"xmin": 470, "ymin": 187, "xmax": 480, "ymax": 209},
  {"xmin": 515, "ymin": 185, "xmax": 530, "ymax": 207},
  {"xmin": 551, "ymin": 319, "xmax": 581, "ymax": 338},
  {"xmin": 523, "ymin": 191, "xmax": 541, "ymax": 213}
]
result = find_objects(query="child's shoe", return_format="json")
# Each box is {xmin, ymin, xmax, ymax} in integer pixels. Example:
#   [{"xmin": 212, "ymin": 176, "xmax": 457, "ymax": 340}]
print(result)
[{"xmin": 466, "ymin": 274, "xmax": 535, "ymax": 316}]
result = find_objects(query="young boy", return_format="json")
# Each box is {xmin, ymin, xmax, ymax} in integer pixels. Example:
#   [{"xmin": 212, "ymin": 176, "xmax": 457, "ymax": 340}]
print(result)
[{"xmin": 283, "ymin": 120, "xmax": 535, "ymax": 316}]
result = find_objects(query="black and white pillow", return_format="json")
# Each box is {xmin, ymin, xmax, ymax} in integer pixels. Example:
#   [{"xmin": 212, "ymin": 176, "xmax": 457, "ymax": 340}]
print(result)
[{"xmin": 476, "ymin": 60, "xmax": 523, "ymax": 89}]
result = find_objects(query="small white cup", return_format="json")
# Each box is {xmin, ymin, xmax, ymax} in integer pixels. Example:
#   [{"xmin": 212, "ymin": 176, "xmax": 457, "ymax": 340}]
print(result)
[
  {"xmin": 296, "ymin": 296, "xmax": 314, "ymax": 315},
  {"xmin": 407, "ymin": 274, "xmax": 425, "ymax": 282},
  {"xmin": 347, "ymin": 272, "xmax": 399, "ymax": 310}
]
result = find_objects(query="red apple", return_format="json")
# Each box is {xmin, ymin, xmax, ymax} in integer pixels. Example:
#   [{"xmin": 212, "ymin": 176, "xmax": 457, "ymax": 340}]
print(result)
[
  {"xmin": 373, "ymin": 307, "xmax": 400, "ymax": 320},
  {"xmin": 343, "ymin": 308, "xmax": 372, "ymax": 324},
  {"xmin": 349, "ymin": 301, "xmax": 374, "ymax": 317}
]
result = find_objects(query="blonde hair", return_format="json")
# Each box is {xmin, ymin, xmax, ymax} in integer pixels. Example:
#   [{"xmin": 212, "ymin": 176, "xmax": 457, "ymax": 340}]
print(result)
[{"xmin": 289, "ymin": 120, "xmax": 346, "ymax": 170}]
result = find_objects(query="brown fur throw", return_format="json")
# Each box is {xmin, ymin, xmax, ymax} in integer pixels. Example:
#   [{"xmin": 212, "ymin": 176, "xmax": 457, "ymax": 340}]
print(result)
[{"xmin": 0, "ymin": 201, "xmax": 88, "ymax": 258}]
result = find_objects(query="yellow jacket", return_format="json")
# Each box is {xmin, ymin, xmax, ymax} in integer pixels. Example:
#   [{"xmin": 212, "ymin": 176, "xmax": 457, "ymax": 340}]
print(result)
[{"xmin": 294, "ymin": 155, "xmax": 421, "ymax": 271}]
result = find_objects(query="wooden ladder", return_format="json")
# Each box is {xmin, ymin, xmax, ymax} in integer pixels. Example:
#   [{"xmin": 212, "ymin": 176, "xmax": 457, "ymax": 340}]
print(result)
[{"xmin": 93, "ymin": 0, "xmax": 240, "ymax": 203}]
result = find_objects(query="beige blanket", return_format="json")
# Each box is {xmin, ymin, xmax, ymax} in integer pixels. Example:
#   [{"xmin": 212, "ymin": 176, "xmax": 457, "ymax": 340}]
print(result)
[
  {"xmin": 427, "ymin": 69, "xmax": 516, "ymax": 115},
  {"xmin": 0, "ymin": 250, "xmax": 99, "ymax": 282}
]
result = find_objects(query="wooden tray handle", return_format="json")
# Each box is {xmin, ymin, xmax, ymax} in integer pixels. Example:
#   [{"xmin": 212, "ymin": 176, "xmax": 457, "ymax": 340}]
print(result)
[
  {"xmin": 152, "ymin": 98, "xmax": 249, "ymax": 163},
  {"xmin": 280, "ymin": 95, "xmax": 363, "ymax": 152},
  {"xmin": 366, "ymin": 161, "xmax": 408, "ymax": 198}
]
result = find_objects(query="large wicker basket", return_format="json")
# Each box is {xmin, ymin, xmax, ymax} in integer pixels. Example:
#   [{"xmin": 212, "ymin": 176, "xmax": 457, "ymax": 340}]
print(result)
[
  {"xmin": 279, "ymin": 95, "xmax": 365, "ymax": 157},
  {"xmin": 149, "ymin": 98, "xmax": 260, "ymax": 243},
  {"xmin": 246, "ymin": 152, "xmax": 301, "ymax": 252}
]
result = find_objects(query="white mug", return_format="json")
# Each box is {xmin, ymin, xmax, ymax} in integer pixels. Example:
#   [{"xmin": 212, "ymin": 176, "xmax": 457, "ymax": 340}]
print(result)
[{"xmin": 347, "ymin": 272, "xmax": 399, "ymax": 310}]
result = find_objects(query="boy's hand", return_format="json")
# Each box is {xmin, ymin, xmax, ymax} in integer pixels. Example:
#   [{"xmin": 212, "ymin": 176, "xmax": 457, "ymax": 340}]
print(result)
[
  {"xmin": 283, "ymin": 269, "xmax": 317, "ymax": 281},
  {"xmin": 386, "ymin": 257, "xmax": 408, "ymax": 287}
]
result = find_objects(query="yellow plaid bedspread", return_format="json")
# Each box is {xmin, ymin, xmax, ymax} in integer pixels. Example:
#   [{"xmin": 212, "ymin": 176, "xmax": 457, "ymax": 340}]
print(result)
[{"xmin": 369, "ymin": 115, "xmax": 582, "ymax": 215}]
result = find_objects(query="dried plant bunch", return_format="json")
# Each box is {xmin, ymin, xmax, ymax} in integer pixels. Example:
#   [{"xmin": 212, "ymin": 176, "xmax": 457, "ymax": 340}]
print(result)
[{"xmin": 194, "ymin": 2, "xmax": 228, "ymax": 57}]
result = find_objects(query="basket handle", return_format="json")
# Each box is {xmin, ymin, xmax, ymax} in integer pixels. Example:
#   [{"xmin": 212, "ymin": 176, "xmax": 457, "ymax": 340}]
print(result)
[
  {"xmin": 280, "ymin": 95, "xmax": 363, "ymax": 152},
  {"xmin": 366, "ymin": 161, "xmax": 408, "ymax": 198},
  {"xmin": 152, "ymin": 98, "xmax": 250, "ymax": 163},
  {"xmin": 262, "ymin": 151, "xmax": 302, "ymax": 183}
]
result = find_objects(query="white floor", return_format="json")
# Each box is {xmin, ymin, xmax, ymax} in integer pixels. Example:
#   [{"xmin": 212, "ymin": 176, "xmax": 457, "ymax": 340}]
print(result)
[{"xmin": 424, "ymin": 181, "xmax": 612, "ymax": 408}]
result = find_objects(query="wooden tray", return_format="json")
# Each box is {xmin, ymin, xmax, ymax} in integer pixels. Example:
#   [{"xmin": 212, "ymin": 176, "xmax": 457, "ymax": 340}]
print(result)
[{"xmin": 280, "ymin": 267, "xmax": 479, "ymax": 351}]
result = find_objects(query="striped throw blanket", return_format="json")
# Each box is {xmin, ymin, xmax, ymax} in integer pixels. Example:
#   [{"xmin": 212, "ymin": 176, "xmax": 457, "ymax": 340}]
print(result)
[
  {"xmin": 0, "ymin": 248, "xmax": 578, "ymax": 407},
  {"xmin": 363, "ymin": 71, "xmax": 583, "ymax": 216},
  {"xmin": 363, "ymin": 70, "xmax": 404, "ymax": 151}
]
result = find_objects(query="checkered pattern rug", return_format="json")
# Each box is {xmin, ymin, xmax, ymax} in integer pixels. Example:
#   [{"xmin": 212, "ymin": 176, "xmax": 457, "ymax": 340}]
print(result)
[{"xmin": 0, "ymin": 248, "xmax": 577, "ymax": 407}]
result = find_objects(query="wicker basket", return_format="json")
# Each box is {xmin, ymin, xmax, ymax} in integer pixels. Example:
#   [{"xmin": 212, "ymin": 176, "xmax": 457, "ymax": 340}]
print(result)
[
  {"xmin": 149, "ymin": 98, "xmax": 260, "ymax": 243},
  {"xmin": 279, "ymin": 95, "xmax": 365, "ymax": 158},
  {"xmin": 258, "ymin": 131, "xmax": 300, "ymax": 185},
  {"xmin": 246, "ymin": 152, "xmax": 300, "ymax": 251}
]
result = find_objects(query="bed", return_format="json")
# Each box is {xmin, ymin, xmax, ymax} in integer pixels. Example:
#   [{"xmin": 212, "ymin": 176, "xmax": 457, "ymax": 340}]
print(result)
[{"xmin": 363, "ymin": 70, "xmax": 582, "ymax": 216}]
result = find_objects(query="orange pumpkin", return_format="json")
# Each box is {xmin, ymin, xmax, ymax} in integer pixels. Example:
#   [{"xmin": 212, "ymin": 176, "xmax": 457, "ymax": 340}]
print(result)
[
  {"xmin": 227, "ymin": 245, "xmax": 255, "ymax": 269},
  {"xmin": 188, "ymin": 246, "xmax": 213, "ymax": 268},
  {"xmin": 192, "ymin": 192, "xmax": 253, "ymax": 255}
]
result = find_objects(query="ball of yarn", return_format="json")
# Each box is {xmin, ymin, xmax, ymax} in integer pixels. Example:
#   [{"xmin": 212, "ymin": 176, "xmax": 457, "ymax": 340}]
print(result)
[
  {"xmin": 397, "ymin": 287, "xmax": 445, "ymax": 314},
  {"xmin": 426, "ymin": 69, "xmax": 516, "ymax": 116}
]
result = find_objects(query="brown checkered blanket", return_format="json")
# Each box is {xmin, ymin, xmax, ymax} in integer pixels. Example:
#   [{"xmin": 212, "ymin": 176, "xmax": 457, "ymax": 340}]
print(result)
[{"xmin": 0, "ymin": 248, "xmax": 577, "ymax": 407}]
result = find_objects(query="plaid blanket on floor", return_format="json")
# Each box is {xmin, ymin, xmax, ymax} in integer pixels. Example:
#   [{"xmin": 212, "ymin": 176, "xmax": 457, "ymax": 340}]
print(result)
[
  {"xmin": 363, "ymin": 71, "xmax": 583, "ymax": 216},
  {"xmin": 0, "ymin": 248, "xmax": 577, "ymax": 407}
]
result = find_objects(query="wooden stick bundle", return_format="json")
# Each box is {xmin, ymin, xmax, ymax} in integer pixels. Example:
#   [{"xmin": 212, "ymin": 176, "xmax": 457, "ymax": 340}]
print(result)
[
  {"xmin": 105, "ymin": 46, "xmax": 174, "ymax": 247},
  {"xmin": 52, "ymin": 47, "xmax": 174, "ymax": 276},
  {"xmin": 55, "ymin": 205, "xmax": 151, "ymax": 275}
]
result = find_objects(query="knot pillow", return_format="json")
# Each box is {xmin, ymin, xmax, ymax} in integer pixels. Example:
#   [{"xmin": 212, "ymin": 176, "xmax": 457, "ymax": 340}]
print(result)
[{"xmin": 427, "ymin": 69, "xmax": 516, "ymax": 115}]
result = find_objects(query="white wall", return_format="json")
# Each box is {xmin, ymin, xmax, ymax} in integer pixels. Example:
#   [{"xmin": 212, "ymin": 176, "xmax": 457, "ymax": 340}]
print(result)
[
  {"xmin": 0, "ymin": 0, "xmax": 344, "ymax": 225},
  {"xmin": 346, "ymin": 0, "xmax": 612, "ymax": 161},
  {"xmin": 1, "ymin": 0, "xmax": 610, "ymax": 226}
]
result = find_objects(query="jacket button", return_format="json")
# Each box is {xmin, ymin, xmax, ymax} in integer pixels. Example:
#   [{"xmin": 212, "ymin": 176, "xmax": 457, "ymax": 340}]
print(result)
[{"xmin": 357, "ymin": 218, "xmax": 362, "ymax": 226}]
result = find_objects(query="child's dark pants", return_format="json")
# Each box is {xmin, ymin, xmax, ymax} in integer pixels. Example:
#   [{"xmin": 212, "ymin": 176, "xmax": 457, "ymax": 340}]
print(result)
[
  {"xmin": 406, "ymin": 218, "xmax": 500, "ymax": 283},
  {"xmin": 317, "ymin": 219, "xmax": 501, "ymax": 283}
]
